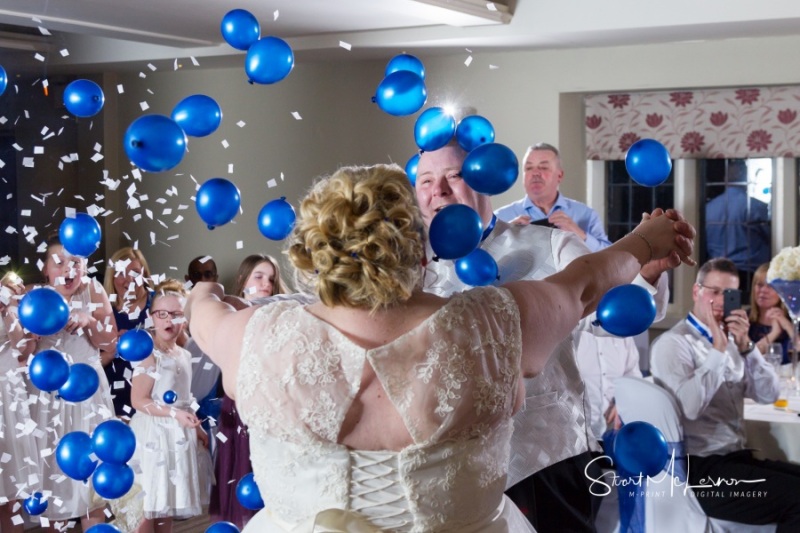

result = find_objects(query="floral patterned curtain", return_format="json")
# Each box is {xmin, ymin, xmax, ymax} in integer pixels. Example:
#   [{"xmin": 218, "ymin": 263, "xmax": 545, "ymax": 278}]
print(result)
[{"xmin": 585, "ymin": 86, "xmax": 800, "ymax": 160}]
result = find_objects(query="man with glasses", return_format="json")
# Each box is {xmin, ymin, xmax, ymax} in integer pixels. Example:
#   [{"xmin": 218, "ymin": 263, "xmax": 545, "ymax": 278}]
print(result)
[
  {"xmin": 651, "ymin": 257, "xmax": 800, "ymax": 529},
  {"xmin": 186, "ymin": 255, "xmax": 219, "ymax": 286}
]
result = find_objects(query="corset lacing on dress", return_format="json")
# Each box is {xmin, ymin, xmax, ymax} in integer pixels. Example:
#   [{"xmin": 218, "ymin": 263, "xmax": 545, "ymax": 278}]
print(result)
[{"xmin": 349, "ymin": 450, "xmax": 412, "ymax": 532}]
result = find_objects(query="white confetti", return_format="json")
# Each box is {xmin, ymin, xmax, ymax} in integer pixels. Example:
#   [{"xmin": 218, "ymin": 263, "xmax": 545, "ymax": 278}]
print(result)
[
  {"xmin": 174, "ymin": 58, "xmax": 179, "ymax": 71},
  {"xmin": 465, "ymin": 56, "xmax": 473, "ymax": 67},
  {"xmin": 291, "ymin": 111, "xmax": 302, "ymax": 120},
  {"xmin": 90, "ymin": 153, "xmax": 104, "ymax": 162},
  {"xmin": 228, "ymin": 164, "xmax": 233, "ymax": 173},
  {"xmin": 33, "ymin": 146, "xmax": 44, "ymax": 154},
  {"xmin": 487, "ymin": 2, "xmax": 497, "ymax": 11},
  {"xmin": 236, "ymin": 241, "xmax": 243, "ymax": 249},
  {"xmin": 117, "ymin": 84, "xmax": 124, "ymax": 94},
  {"xmin": 147, "ymin": 63, "xmax": 156, "ymax": 71},
  {"xmin": 60, "ymin": 48, "xmax": 69, "ymax": 57},
  {"xmin": 139, "ymin": 72, "xmax": 146, "ymax": 78},
  {"xmin": 221, "ymin": 140, "xmax": 229, "ymax": 149},
  {"xmin": 236, "ymin": 120, "xmax": 246, "ymax": 128},
  {"xmin": 266, "ymin": 178, "xmax": 277, "ymax": 188},
  {"xmin": 140, "ymin": 101, "xmax": 150, "ymax": 111},
  {"xmin": 339, "ymin": 41, "xmax": 352, "ymax": 51},
  {"xmin": 190, "ymin": 56, "xmax": 199, "ymax": 66},
  {"xmin": 216, "ymin": 432, "xmax": 228, "ymax": 443},
  {"xmin": 38, "ymin": 26, "xmax": 51, "ymax": 36},
  {"xmin": 274, "ymin": 10, "xmax": 279, "ymax": 20},
  {"xmin": 94, "ymin": 142, "xmax": 102, "ymax": 152},
  {"xmin": 22, "ymin": 157, "xmax": 34, "ymax": 167},
  {"xmin": 489, "ymin": 64, "xmax": 500, "ymax": 70}
]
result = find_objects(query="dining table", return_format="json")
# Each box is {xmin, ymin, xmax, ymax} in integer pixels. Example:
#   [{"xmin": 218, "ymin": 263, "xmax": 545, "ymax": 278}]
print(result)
[{"xmin": 744, "ymin": 369, "xmax": 800, "ymax": 464}]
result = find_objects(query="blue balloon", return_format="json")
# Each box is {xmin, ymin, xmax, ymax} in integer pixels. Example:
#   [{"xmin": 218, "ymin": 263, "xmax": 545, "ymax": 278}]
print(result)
[
  {"xmin": 384, "ymin": 54, "xmax": 425, "ymax": 79},
  {"xmin": 92, "ymin": 462, "xmax": 135, "ymax": 500},
  {"xmin": 206, "ymin": 522, "xmax": 240, "ymax": 533},
  {"xmin": 163, "ymin": 390, "xmax": 178, "ymax": 405},
  {"xmin": 414, "ymin": 107, "xmax": 456, "ymax": 152},
  {"xmin": 374, "ymin": 71, "xmax": 427, "ymax": 117},
  {"xmin": 171, "ymin": 94, "xmax": 222, "ymax": 137},
  {"xmin": 429, "ymin": 204, "xmax": 483, "ymax": 260},
  {"xmin": 405, "ymin": 153, "xmax": 420, "ymax": 186},
  {"xmin": 124, "ymin": 114, "xmax": 187, "ymax": 173},
  {"xmin": 117, "ymin": 328, "xmax": 154, "ymax": 362},
  {"xmin": 29, "ymin": 349, "xmax": 70, "ymax": 392},
  {"xmin": 595, "ymin": 284, "xmax": 657, "ymax": 337},
  {"xmin": 18, "ymin": 287, "xmax": 70, "ymax": 336},
  {"xmin": 461, "ymin": 143, "xmax": 519, "ymax": 196},
  {"xmin": 245, "ymin": 37, "xmax": 294, "ymax": 85},
  {"xmin": 92, "ymin": 420, "xmax": 136, "ymax": 464},
  {"xmin": 60, "ymin": 213, "xmax": 101, "ymax": 257},
  {"xmin": 258, "ymin": 197, "xmax": 296, "ymax": 241},
  {"xmin": 456, "ymin": 115, "xmax": 495, "ymax": 152},
  {"xmin": 236, "ymin": 472, "xmax": 265, "ymax": 511},
  {"xmin": 58, "ymin": 363, "xmax": 100, "ymax": 403},
  {"xmin": 56, "ymin": 431, "xmax": 98, "ymax": 481},
  {"xmin": 625, "ymin": 139, "xmax": 672, "ymax": 187},
  {"xmin": 196, "ymin": 178, "xmax": 241, "ymax": 230},
  {"xmin": 455, "ymin": 248, "xmax": 498, "ymax": 287},
  {"xmin": 221, "ymin": 9, "xmax": 260, "ymax": 51},
  {"xmin": 86, "ymin": 525, "xmax": 122, "ymax": 533},
  {"xmin": 23, "ymin": 492, "xmax": 48, "ymax": 516},
  {"xmin": 63, "ymin": 79, "xmax": 105, "ymax": 118},
  {"xmin": 0, "ymin": 65, "xmax": 7, "ymax": 96},
  {"xmin": 613, "ymin": 421, "xmax": 669, "ymax": 477}
]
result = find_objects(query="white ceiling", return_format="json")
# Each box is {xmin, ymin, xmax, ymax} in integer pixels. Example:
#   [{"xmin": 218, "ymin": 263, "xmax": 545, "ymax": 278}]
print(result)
[{"xmin": 2, "ymin": 0, "xmax": 800, "ymax": 73}]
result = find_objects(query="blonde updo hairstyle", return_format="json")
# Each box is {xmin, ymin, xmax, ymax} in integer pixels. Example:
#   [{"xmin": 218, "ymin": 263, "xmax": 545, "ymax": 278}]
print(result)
[{"xmin": 287, "ymin": 164, "xmax": 426, "ymax": 313}]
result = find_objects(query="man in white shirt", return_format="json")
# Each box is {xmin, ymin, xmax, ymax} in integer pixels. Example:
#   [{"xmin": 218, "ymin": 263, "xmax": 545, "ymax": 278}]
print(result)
[
  {"xmin": 415, "ymin": 141, "xmax": 676, "ymax": 532},
  {"xmin": 651, "ymin": 257, "xmax": 800, "ymax": 529}
]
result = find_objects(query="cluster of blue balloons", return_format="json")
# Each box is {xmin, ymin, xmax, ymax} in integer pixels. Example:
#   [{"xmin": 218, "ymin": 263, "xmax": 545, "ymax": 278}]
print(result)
[
  {"xmin": 221, "ymin": 9, "xmax": 295, "ymax": 85},
  {"xmin": 258, "ymin": 197, "xmax": 296, "ymax": 241},
  {"xmin": 625, "ymin": 139, "xmax": 672, "ymax": 187},
  {"xmin": 124, "ymin": 114, "xmax": 188, "ymax": 173},
  {"xmin": 607, "ymin": 421, "xmax": 669, "ymax": 477},
  {"xmin": 196, "ymin": 178, "xmax": 241, "ymax": 230},
  {"xmin": 593, "ymin": 284, "xmax": 657, "ymax": 337},
  {"xmin": 236, "ymin": 472, "xmax": 265, "ymax": 510},
  {"xmin": 56, "ymin": 420, "xmax": 137, "ymax": 500},
  {"xmin": 63, "ymin": 79, "xmax": 105, "ymax": 118},
  {"xmin": 117, "ymin": 328, "xmax": 154, "ymax": 362},
  {"xmin": 374, "ymin": 54, "xmax": 427, "ymax": 116},
  {"xmin": 60, "ymin": 213, "xmax": 102, "ymax": 257}
]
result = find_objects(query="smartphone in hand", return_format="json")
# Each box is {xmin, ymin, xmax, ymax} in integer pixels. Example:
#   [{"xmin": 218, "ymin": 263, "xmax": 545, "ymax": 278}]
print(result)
[{"xmin": 723, "ymin": 288, "xmax": 742, "ymax": 317}]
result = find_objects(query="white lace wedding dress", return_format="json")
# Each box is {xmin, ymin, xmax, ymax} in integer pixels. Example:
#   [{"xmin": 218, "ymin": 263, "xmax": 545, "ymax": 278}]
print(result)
[{"xmin": 237, "ymin": 287, "xmax": 536, "ymax": 532}]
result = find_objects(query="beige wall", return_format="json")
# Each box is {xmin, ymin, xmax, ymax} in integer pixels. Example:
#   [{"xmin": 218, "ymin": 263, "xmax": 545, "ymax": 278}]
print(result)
[{"xmin": 81, "ymin": 34, "xmax": 800, "ymax": 288}]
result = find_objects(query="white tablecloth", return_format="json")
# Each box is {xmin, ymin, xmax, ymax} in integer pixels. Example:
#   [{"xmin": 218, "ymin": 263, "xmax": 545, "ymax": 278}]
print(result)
[{"xmin": 744, "ymin": 396, "xmax": 800, "ymax": 464}]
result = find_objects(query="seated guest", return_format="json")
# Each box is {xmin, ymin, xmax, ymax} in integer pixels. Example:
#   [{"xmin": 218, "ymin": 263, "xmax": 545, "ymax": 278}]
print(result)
[
  {"xmin": 650, "ymin": 257, "xmax": 800, "ymax": 530},
  {"xmin": 748, "ymin": 262, "xmax": 793, "ymax": 363}
]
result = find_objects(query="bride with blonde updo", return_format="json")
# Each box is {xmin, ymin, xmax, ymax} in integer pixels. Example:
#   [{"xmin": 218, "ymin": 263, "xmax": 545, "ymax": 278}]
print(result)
[
  {"xmin": 288, "ymin": 164, "xmax": 426, "ymax": 312},
  {"xmin": 187, "ymin": 162, "xmax": 695, "ymax": 532}
]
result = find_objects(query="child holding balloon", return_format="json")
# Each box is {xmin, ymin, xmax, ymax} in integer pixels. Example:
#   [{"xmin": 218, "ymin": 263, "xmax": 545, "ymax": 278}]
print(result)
[
  {"xmin": 32, "ymin": 235, "xmax": 117, "ymax": 529},
  {"xmin": 129, "ymin": 279, "xmax": 211, "ymax": 532},
  {"xmin": 0, "ymin": 272, "xmax": 39, "ymax": 532}
]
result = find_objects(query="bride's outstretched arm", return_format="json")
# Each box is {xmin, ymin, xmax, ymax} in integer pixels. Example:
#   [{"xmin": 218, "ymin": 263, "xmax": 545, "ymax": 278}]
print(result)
[{"xmin": 186, "ymin": 281, "xmax": 259, "ymax": 400}]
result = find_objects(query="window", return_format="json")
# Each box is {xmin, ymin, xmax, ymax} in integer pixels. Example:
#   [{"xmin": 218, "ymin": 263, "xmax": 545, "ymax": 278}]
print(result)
[
  {"xmin": 699, "ymin": 158, "xmax": 773, "ymax": 301},
  {"xmin": 606, "ymin": 161, "xmax": 675, "ymax": 243}
]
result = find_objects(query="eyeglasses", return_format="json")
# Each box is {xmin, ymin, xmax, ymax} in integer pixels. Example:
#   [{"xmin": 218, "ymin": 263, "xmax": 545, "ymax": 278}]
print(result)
[
  {"xmin": 697, "ymin": 283, "xmax": 726, "ymax": 297},
  {"xmin": 151, "ymin": 310, "xmax": 185, "ymax": 319}
]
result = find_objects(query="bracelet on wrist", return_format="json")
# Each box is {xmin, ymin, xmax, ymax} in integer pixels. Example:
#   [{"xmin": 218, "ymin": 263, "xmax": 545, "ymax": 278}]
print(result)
[{"xmin": 629, "ymin": 231, "xmax": 654, "ymax": 264}]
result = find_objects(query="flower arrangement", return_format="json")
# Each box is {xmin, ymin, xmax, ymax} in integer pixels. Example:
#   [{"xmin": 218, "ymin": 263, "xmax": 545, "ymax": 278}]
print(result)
[{"xmin": 767, "ymin": 246, "xmax": 800, "ymax": 282}]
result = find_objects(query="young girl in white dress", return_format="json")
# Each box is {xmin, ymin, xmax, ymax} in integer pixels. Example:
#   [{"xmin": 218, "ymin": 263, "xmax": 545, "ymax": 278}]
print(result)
[
  {"xmin": 129, "ymin": 280, "xmax": 211, "ymax": 533},
  {"xmin": 0, "ymin": 272, "xmax": 39, "ymax": 533},
  {"xmin": 34, "ymin": 237, "xmax": 118, "ymax": 531}
]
